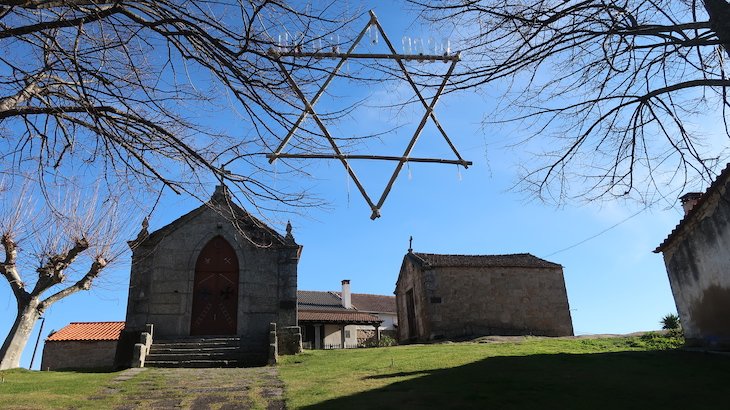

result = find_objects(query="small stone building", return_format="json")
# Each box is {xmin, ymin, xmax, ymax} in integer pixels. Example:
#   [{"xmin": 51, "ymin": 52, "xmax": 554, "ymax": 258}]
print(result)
[
  {"xmin": 41, "ymin": 322, "xmax": 124, "ymax": 370},
  {"xmin": 123, "ymin": 185, "xmax": 302, "ymax": 359},
  {"xmin": 655, "ymin": 163, "xmax": 730, "ymax": 348},
  {"xmin": 395, "ymin": 251, "xmax": 573, "ymax": 342}
]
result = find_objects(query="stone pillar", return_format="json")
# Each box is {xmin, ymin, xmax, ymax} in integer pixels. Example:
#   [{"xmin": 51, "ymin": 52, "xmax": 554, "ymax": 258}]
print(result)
[
  {"xmin": 314, "ymin": 325, "xmax": 322, "ymax": 349},
  {"xmin": 374, "ymin": 324, "xmax": 381, "ymax": 343},
  {"xmin": 340, "ymin": 325, "xmax": 346, "ymax": 349},
  {"xmin": 277, "ymin": 326, "xmax": 303, "ymax": 355},
  {"xmin": 268, "ymin": 322, "xmax": 278, "ymax": 365}
]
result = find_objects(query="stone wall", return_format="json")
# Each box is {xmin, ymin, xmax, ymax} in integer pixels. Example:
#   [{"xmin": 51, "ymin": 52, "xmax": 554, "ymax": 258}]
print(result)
[
  {"xmin": 357, "ymin": 329, "xmax": 397, "ymax": 345},
  {"xmin": 660, "ymin": 177, "xmax": 730, "ymax": 347},
  {"xmin": 425, "ymin": 265, "xmax": 573, "ymax": 339},
  {"xmin": 41, "ymin": 340, "xmax": 117, "ymax": 371},
  {"xmin": 395, "ymin": 258, "xmax": 431, "ymax": 342}
]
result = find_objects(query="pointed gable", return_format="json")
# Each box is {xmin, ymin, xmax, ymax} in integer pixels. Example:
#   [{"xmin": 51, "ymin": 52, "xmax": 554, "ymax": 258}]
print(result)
[{"xmin": 134, "ymin": 185, "xmax": 296, "ymax": 249}]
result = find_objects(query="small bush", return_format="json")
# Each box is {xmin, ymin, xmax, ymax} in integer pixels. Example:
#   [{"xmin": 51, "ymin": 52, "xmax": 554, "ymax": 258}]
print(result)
[
  {"xmin": 633, "ymin": 332, "xmax": 684, "ymax": 350},
  {"xmin": 661, "ymin": 313, "xmax": 681, "ymax": 331},
  {"xmin": 361, "ymin": 335, "xmax": 398, "ymax": 348}
]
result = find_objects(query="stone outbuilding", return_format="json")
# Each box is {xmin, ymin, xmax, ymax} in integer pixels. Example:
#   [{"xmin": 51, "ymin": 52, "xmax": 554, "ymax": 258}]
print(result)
[
  {"xmin": 395, "ymin": 251, "xmax": 573, "ymax": 342},
  {"xmin": 655, "ymin": 163, "xmax": 730, "ymax": 348},
  {"xmin": 122, "ymin": 185, "xmax": 302, "ymax": 362},
  {"xmin": 41, "ymin": 321, "xmax": 124, "ymax": 371}
]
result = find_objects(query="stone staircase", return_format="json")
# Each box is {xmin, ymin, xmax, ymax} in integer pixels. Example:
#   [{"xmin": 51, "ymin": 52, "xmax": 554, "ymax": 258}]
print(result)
[{"xmin": 144, "ymin": 337, "xmax": 267, "ymax": 368}]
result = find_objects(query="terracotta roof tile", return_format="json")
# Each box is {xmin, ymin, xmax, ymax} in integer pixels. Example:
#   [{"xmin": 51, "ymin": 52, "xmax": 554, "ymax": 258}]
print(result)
[
  {"xmin": 298, "ymin": 310, "xmax": 382, "ymax": 324},
  {"xmin": 47, "ymin": 321, "xmax": 125, "ymax": 342},
  {"xmin": 410, "ymin": 252, "xmax": 561, "ymax": 269}
]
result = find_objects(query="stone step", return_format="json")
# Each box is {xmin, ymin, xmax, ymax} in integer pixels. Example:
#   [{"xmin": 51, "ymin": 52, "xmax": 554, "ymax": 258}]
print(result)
[
  {"xmin": 147, "ymin": 350, "xmax": 245, "ymax": 359},
  {"xmin": 149, "ymin": 346, "xmax": 242, "ymax": 354},
  {"xmin": 144, "ymin": 359, "xmax": 247, "ymax": 368},
  {"xmin": 144, "ymin": 337, "xmax": 268, "ymax": 368},
  {"xmin": 152, "ymin": 337, "xmax": 242, "ymax": 346}
]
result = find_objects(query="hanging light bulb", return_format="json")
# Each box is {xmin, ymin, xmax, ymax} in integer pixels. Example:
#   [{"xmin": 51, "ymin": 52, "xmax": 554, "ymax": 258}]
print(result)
[
  {"xmin": 413, "ymin": 37, "xmax": 423, "ymax": 58},
  {"xmin": 294, "ymin": 32, "xmax": 303, "ymax": 54},
  {"xmin": 402, "ymin": 36, "xmax": 412, "ymax": 55},
  {"xmin": 279, "ymin": 32, "xmax": 289, "ymax": 52},
  {"xmin": 328, "ymin": 34, "xmax": 340, "ymax": 53},
  {"xmin": 370, "ymin": 24, "xmax": 379, "ymax": 45},
  {"xmin": 427, "ymin": 37, "xmax": 436, "ymax": 62}
]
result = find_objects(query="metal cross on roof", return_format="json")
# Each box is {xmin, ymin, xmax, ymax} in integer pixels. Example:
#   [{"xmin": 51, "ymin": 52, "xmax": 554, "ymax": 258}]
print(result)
[{"xmin": 267, "ymin": 10, "xmax": 471, "ymax": 220}]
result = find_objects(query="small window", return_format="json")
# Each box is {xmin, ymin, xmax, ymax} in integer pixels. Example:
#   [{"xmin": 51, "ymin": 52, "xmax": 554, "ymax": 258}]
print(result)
[
  {"xmin": 345, "ymin": 330, "xmax": 351, "ymax": 338},
  {"xmin": 430, "ymin": 297, "xmax": 442, "ymax": 304}
]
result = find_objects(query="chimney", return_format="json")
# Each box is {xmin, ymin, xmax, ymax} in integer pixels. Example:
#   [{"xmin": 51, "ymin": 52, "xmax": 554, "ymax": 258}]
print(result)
[
  {"xmin": 341, "ymin": 279, "xmax": 352, "ymax": 309},
  {"xmin": 679, "ymin": 192, "xmax": 703, "ymax": 215}
]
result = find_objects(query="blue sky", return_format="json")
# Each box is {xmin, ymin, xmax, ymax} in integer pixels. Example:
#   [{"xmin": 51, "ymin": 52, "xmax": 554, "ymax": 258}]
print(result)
[{"xmin": 1, "ymin": 2, "xmax": 718, "ymax": 369}]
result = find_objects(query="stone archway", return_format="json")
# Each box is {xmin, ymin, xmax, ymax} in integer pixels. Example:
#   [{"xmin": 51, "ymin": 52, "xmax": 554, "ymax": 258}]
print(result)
[{"xmin": 190, "ymin": 236, "xmax": 239, "ymax": 336}]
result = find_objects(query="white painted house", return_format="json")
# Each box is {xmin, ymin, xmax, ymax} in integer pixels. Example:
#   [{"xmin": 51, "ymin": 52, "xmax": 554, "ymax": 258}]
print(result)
[{"xmin": 297, "ymin": 280, "xmax": 397, "ymax": 348}]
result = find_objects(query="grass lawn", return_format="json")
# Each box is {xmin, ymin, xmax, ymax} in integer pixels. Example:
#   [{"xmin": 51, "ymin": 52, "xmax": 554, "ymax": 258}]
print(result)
[
  {"xmin": 0, "ymin": 368, "xmax": 121, "ymax": 409},
  {"xmin": 278, "ymin": 334, "xmax": 730, "ymax": 409}
]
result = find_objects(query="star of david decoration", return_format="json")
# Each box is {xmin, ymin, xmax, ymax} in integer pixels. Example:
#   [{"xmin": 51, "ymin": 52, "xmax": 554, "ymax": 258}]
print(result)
[{"xmin": 267, "ymin": 10, "xmax": 471, "ymax": 219}]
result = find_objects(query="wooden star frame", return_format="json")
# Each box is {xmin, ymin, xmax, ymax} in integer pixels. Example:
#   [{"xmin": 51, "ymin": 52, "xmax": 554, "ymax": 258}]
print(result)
[{"xmin": 267, "ymin": 11, "xmax": 471, "ymax": 219}]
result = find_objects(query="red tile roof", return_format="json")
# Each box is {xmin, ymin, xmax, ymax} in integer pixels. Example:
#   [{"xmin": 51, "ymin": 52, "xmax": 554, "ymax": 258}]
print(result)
[
  {"xmin": 47, "ymin": 321, "xmax": 125, "ymax": 342},
  {"xmin": 299, "ymin": 310, "xmax": 382, "ymax": 325}
]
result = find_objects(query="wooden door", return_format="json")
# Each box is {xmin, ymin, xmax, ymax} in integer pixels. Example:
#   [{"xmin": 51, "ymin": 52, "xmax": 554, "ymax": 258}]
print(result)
[{"xmin": 190, "ymin": 236, "xmax": 239, "ymax": 336}]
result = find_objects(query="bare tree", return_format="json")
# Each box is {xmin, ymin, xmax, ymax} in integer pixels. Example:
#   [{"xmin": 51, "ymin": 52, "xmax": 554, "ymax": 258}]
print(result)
[
  {"xmin": 0, "ymin": 0, "xmax": 360, "ymax": 211},
  {"xmin": 0, "ymin": 181, "xmax": 130, "ymax": 370},
  {"xmin": 411, "ymin": 0, "xmax": 730, "ymax": 203}
]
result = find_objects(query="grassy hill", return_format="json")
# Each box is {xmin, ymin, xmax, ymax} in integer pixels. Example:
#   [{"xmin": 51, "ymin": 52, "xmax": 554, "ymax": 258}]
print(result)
[
  {"xmin": 278, "ymin": 334, "xmax": 729, "ymax": 409},
  {"xmin": 2, "ymin": 334, "xmax": 730, "ymax": 409}
]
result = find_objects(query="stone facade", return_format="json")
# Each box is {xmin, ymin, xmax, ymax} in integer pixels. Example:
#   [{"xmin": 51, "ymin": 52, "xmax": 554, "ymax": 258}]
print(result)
[
  {"xmin": 395, "ymin": 252, "xmax": 573, "ymax": 342},
  {"xmin": 125, "ymin": 186, "xmax": 302, "ymax": 356},
  {"xmin": 655, "ymin": 164, "xmax": 730, "ymax": 348},
  {"xmin": 41, "ymin": 340, "xmax": 117, "ymax": 371}
]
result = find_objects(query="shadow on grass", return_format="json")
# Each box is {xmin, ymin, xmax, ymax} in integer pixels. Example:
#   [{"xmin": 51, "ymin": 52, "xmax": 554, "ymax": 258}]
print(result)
[
  {"xmin": 47, "ymin": 367, "xmax": 118, "ymax": 373},
  {"xmin": 303, "ymin": 350, "xmax": 730, "ymax": 409}
]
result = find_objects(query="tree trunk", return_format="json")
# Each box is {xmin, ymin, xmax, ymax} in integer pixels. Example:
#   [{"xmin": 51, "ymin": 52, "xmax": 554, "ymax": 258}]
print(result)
[
  {"xmin": 0, "ymin": 298, "xmax": 40, "ymax": 370},
  {"xmin": 704, "ymin": 0, "xmax": 730, "ymax": 56}
]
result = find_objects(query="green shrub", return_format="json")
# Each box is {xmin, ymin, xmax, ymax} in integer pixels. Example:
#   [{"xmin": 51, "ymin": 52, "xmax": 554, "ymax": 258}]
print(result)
[
  {"xmin": 661, "ymin": 313, "xmax": 680, "ymax": 330},
  {"xmin": 361, "ymin": 335, "xmax": 398, "ymax": 348}
]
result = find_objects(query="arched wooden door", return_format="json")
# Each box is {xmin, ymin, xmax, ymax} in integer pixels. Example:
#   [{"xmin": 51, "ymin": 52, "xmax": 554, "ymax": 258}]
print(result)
[{"xmin": 190, "ymin": 236, "xmax": 239, "ymax": 336}]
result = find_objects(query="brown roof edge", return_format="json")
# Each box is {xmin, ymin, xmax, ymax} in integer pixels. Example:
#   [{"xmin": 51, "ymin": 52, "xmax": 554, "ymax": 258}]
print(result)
[
  {"xmin": 410, "ymin": 252, "xmax": 562, "ymax": 269},
  {"xmin": 655, "ymin": 162, "xmax": 730, "ymax": 253}
]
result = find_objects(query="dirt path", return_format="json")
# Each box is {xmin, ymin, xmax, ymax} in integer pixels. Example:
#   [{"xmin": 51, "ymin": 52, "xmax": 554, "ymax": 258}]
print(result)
[{"xmin": 100, "ymin": 367, "xmax": 285, "ymax": 410}]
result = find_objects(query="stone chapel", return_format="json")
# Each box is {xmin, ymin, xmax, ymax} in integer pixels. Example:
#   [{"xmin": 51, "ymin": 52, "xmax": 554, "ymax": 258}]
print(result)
[{"xmin": 120, "ymin": 185, "xmax": 302, "ymax": 365}]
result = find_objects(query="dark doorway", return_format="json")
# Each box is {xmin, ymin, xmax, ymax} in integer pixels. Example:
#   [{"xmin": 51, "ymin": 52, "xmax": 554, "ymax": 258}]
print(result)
[
  {"xmin": 191, "ymin": 236, "xmax": 239, "ymax": 336},
  {"xmin": 406, "ymin": 289, "xmax": 417, "ymax": 340},
  {"xmin": 302, "ymin": 324, "xmax": 325, "ymax": 349}
]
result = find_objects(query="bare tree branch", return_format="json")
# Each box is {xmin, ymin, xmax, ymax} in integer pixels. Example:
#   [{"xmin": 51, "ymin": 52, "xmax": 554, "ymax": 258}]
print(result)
[
  {"xmin": 0, "ymin": 233, "xmax": 27, "ymax": 300},
  {"xmin": 38, "ymin": 254, "xmax": 107, "ymax": 311},
  {"xmin": 412, "ymin": 0, "xmax": 730, "ymax": 203}
]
